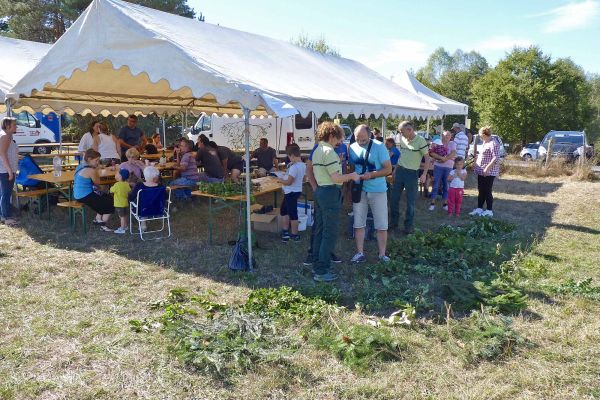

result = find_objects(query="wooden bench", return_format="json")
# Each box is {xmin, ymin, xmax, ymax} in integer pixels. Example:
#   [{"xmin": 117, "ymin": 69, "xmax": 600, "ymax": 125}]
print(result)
[
  {"xmin": 169, "ymin": 184, "xmax": 197, "ymax": 190},
  {"xmin": 57, "ymin": 201, "xmax": 87, "ymax": 233},
  {"xmin": 15, "ymin": 187, "xmax": 61, "ymax": 214}
]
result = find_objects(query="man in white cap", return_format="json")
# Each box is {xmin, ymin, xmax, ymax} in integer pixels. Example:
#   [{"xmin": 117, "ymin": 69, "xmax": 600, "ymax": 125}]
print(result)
[{"xmin": 452, "ymin": 122, "xmax": 469, "ymax": 159}]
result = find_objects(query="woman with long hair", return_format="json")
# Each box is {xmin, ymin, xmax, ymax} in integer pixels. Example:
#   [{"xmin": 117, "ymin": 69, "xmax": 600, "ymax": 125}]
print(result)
[
  {"xmin": 78, "ymin": 120, "xmax": 101, "ymax": 156},
  {"xmin": 93, "ymin": 122, "xmax": 121, "ymax": 166}
]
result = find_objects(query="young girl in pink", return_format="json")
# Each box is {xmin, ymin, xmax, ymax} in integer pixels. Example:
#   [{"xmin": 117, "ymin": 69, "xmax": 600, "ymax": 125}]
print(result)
[{"xmin": 447, "ymin": 157, "xmax": 467, "ymax": 216}]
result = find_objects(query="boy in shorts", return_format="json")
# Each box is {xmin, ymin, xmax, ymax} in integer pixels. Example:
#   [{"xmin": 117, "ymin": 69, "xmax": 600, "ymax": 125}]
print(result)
[
  {"xmin": 110, "ymin": 168, "xmax": 132, "ymax": 234},
  {"xmin": 276, "ymin": 144, "xmax": 306, "ymax": 242}
]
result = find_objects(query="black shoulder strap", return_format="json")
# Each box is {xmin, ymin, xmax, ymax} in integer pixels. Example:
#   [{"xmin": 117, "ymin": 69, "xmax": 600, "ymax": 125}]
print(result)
[{"xmin": 358, "ymin": 140, "xmax": 373, "ymax": 174}]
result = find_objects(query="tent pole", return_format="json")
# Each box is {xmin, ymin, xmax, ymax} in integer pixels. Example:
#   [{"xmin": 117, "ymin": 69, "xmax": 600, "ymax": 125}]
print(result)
[
  {"xmin": 162, "ymin": 116, "xmax": 166, "ymax": 147},
  {"xmin": 243, "ymin": 107, "xmax": 253, "ymax": 271},
  {"xmin": 382, "ymin": 117, "xmax": 385, "ymax": 137},
  {"xmin": 426, "ymin": 117, "xmax": 430, "ymax": 138},
  {"xmin": 5, "ymin": 99, "xmax": 12, "ymax": 117}
]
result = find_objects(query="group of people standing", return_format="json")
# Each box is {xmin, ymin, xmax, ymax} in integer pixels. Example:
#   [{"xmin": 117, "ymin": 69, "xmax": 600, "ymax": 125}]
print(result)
[{"xmin": 304, "ymin": 120, "xmax": 500, "ymax": 282}]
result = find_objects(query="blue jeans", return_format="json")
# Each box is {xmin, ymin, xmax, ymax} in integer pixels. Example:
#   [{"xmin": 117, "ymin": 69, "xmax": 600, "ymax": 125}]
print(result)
[
  {"xmin": 431, "ymin": 166, "xmax": 451, "ymax": 202},
  {"xmin": 390, "ymin": 167, "xmax": 418, "ymax": 230},
  {"xmin": 312, "ymin": 185, "xmax": 341, "ymax": 276},
  {"xmin": 0, "ymin": 173, "xmax": 15, "ymax": 219},
  {"xmin": 170, "ymin": 177, "xmax": 197, "ymax": 199}
]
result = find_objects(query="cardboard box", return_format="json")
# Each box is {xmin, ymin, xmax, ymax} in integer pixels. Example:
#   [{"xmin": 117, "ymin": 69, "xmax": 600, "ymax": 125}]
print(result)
[{"xmin": 251, "ymin": 208, "xmax": 281, "ymax": 233}]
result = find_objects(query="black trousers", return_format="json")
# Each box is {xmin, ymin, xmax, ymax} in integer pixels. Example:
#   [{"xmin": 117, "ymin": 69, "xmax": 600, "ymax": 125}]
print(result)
[{"xmin": 477, "ymin": 175, "xmax": 495, "ymax": 210}]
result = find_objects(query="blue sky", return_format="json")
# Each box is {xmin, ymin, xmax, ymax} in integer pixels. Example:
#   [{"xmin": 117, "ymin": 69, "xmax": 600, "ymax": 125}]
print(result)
[{"xmin": 187, "ymin": 0, "xmax": 600, "ymax": 79}]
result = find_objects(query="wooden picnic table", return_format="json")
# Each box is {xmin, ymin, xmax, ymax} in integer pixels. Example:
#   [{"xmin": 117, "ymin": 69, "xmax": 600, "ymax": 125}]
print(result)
[
  {"xmin": 141, "ymin": 150, "xmax": 174, "ymax": 160},
  {"xmin": 191, "ymin": 177, "xmax": 282, "ymax": 244},
  {"xmin": 28, "ymin": 169, "xmax": 117, "ymax": 218}
]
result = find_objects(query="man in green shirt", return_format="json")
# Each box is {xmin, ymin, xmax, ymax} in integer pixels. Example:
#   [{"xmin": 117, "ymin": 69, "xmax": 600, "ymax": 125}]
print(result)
[{"xmin": 390, "ymin": 121, "xmax": 430, "ymax": 233}]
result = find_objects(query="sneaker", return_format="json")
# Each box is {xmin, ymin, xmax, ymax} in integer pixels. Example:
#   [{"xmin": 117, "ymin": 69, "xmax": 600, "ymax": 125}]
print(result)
[
  {"xmin": 379, "ymin": 255, "xmax": 391, "ymax": 263},
  {"xmin": 442, "ymin": 205, "xmax": 448, "ymax": 212},
  {"xmin": 351, "ymin": 252, "xmax": 367, "ymax": 264},
  {"xmin": 100, "ymin": 225, "xmax": 113, "ymax": 232},
  {"xmin": 114, "ymin": 227, "xmax": 127, "ymax": 234},
  {"xmin": 331, "ymin": 253, "xmax": 342, "ymax": 264},
  {"xmin": 281, "ymin": 230, "xmax": 289, "ymax": 240},
  {"xmin": 469, "ymin": 208, "xmax": 484, "ymax": 216},
  {"xmin": 290, "ymin": 234, "xmax": 300, "ymax": 242},
  {"xmin": 428, "ymin": 204, "xmax": 435, "ymax": 211},
  {"xmin": 481, "ymin": 210, "xmax": 494, "ymax": 217},
  {"xmin": 313, "ymin": 272, "xmax": 338, "ymax": 282},
  {"xmin": 303, "ymin": 254, "xmax": 314, "ymax": 266}
]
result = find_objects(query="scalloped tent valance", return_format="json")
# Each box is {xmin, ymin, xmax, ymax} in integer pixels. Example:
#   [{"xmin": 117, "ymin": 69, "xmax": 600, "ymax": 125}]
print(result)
[
  {"xmin": 7, "ymin": 0, "xmax": 439, "ymax": 119},
  {"xmin": 0, "ymin": 37, "xmax": 50, "ymax": 113}
]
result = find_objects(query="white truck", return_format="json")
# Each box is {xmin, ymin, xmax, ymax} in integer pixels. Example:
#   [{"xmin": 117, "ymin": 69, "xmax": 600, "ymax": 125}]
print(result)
[
  {"xmin": 186, "ymin": 112, "xmax": 317, "ymax": 155},
  {"xmin": 1, "ymin": 111, "xmax": 57, "ymax": 154}
]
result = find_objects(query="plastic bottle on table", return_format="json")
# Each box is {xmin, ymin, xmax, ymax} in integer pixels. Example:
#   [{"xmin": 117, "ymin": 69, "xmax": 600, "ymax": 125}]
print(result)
[{"xmin": 53, "ymin": 156, "xmax": 62, "ymax": 177}]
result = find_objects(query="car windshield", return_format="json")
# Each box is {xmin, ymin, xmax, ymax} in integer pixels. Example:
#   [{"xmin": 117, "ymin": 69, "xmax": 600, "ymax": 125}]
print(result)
[{"xmin": 550, "ymin": 135, "xmax": 583, "ymax": 145}]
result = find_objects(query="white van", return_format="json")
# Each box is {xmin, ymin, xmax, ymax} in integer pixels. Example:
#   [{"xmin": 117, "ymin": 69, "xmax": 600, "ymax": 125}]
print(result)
[
  {"xmin": 186, "ymin": 112, "xmax": 316, "ymax": 155},
  {"xmin": 1, "ymin": 111, "xmax": 56, "ymax": 154}
]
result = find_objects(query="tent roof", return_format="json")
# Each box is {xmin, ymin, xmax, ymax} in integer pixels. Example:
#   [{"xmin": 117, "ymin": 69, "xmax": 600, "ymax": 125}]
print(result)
[
  {"xmin": 0, "ymin": 36, "xmax": 50, "ymax": 112},
  {"xmin": 7, "ymin": 0, "xmax": 438, "ymax": 118},
  {"xmin": 396, "ymin": 71, "xmax": 468, "ymax": 116}
]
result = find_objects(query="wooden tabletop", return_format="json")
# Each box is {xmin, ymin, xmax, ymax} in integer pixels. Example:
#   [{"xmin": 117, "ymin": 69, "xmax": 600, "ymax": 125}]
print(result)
[
  {"xmin": 191, "ymin": 180, "xmax": 282, "ymax": 201},
  {"xmin": 141, "ymin": 151, "xmax": 174, "ymax": 160},
  {"xmin": 28, "ymin": 168, "xmax": 117, "ymax": 184}
]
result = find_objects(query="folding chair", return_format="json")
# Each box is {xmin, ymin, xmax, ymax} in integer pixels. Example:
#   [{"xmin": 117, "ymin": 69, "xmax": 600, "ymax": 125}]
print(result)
[{"xmin": 129, "ymin": 186, "xmax": 172, "ymax": 240}]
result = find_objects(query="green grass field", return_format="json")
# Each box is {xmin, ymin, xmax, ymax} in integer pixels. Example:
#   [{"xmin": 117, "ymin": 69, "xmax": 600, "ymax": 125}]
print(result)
[{"xmin": 1, "ymin": 173, "xmax": 599, "ymax": 399}]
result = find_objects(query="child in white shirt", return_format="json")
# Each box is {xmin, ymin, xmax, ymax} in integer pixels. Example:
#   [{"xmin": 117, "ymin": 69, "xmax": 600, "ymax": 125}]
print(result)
[
  {"xmin": 276, "ymin": 144, "xmax": 306, "ymax": 242},
  {"xmin": 447, "ymin": 157, "xmax": 467, "ymax": 216}
]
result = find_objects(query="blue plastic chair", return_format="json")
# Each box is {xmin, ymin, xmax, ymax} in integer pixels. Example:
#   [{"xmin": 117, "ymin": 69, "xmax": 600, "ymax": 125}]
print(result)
[{"xmin": 129, "ymin": 186, "xmax": 172, "ymax": 240}]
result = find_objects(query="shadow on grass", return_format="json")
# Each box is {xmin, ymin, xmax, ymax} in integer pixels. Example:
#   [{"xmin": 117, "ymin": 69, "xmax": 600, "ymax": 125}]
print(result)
[
  {"xmin": 16, "ymin": 176, "xmax": 559, "ymax": 316},
  {"xmin": 550, "ymin": 223, "xmax": 600, "ymax": 235},
  {"xmin": 490, "ymin": 178, "xmax": 563, "ymax": 197}
]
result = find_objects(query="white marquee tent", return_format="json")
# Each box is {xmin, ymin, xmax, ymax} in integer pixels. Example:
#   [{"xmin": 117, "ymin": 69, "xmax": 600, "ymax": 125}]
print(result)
[
  {"xmin": 6, "ymin": 0, "xmax": 441, "ymax": 263},
  {"xmin": 7, "ymin": 0, "xmax": 439, "ymax": 119},
  {"xmin": 396, "ymin": 70, "xmax": 468, "ymax": 117},
  {"xmin": 0, "ymin": 36, "xmax": 50, "ymax": 113}
]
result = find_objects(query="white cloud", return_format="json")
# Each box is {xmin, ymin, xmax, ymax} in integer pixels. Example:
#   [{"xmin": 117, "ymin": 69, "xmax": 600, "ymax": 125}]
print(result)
[
  {"xmin": 538, "ymin": 0, "xmax": 600, "ymax": 33},
  {"xmin": 476, "ymin": 36, "xmax": 533, "ymax": 51},
  {"xmin": 365, "ymin": 39, "xmax": 430, "ymax": 78}
]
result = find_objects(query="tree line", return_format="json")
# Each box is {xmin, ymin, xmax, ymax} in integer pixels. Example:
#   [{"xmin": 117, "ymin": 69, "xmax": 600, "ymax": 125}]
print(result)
[{"xmin": 415, "ymin": 47, "xmax": 598, "ymax": 145}]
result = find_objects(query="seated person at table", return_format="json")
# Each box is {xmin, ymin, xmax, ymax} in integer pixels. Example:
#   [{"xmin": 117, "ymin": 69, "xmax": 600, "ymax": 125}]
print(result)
[
  {"xmin": 210, "ymin": 141, "xmax": 244, "ymax": 183},
  {"xmin": 169, "ymin": 139, "xmax": 200, "ymax": 200},
  {"xmin": 120, "ymin": 147, "xmax": 145, "ymax": 186},
  {"xmin": 110, "ymin": 168, "xmax": 132, "ymax": 234},
  {"xmin": 253, "ymin": 138, "xmax": 277, "ymax": 177},
  {"xmin": 129, "ymin": 166, "xmax": 163, "ymax": 231},
  {"xmin": 195, "ymin": 136, "xmax": 225, "ymax": 183},
  {"xmin": 73, "ymin": 149, "xmax": 114, "ymax": 232},
  {"xmin": 129, "ymin": 165, "xmax": 162, "ymax": 202},
  {"xmin": 276, "ymin": 144, "xmax": 306, "ymax": 242},
  {"xmin": 152, "ymin": 133, "xmax": 163, "ymax": 150}
]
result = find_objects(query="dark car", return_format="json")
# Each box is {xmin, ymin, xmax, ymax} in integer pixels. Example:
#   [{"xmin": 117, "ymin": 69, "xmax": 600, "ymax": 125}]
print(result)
[{"xmin": 538, "ymin": 131, "xmax": 592, "ymax": 162}]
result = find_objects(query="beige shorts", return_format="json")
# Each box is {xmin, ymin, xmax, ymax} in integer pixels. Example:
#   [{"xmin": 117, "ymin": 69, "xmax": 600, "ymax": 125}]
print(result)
[{"xmin": 352, "ymin": 191, "xmax": 388, "ymax": 231}]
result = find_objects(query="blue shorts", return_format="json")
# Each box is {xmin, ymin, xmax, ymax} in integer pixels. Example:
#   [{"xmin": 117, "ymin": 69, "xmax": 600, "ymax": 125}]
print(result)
[{"xmin": 280, "ymin": 192, "xmax": 301, "ymax": 220}]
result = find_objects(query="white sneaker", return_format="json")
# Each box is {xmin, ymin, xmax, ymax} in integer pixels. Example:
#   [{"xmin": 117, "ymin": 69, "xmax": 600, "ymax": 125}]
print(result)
[
  {"xmin": 114, "ymin": 227, "xmax": 127, "ymax": 234},
  {"xmin": 351, "ymin": 252, "xmax": 367, "ymax": 263},
  {"xmin": 442, "ymin": 205, "xmax": 449, "ymax": 212},
  {"xmin": 428, "ymin": 204, "xmax": 435, "ymax": 211},
  {"xmin": 481, "ymin": 210, "xmax": 494, "ymax": 217},
  {"xmin": 469, "ymin": 208, "xmax": 484, "ymax": 216}
]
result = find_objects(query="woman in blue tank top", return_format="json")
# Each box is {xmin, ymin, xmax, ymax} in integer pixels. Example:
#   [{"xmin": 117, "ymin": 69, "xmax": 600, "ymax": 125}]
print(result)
[{"xmin": 74, "ymin": 149, "xmax": 115, "ymax": 231}]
